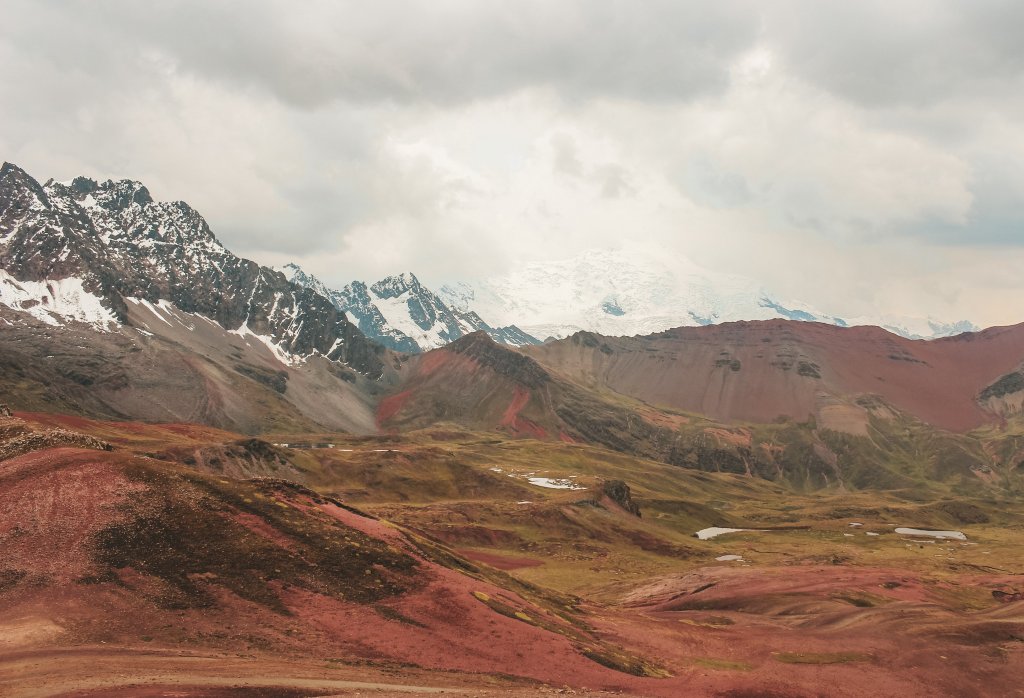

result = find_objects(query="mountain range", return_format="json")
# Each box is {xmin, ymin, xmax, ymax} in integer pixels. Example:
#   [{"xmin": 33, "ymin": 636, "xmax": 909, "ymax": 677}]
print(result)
[
  {"xmin": 280, "ymin": 245, "xmax": 978, "ymax": 351},
  {"xmin": 437, "ymin": 248, "xmax": 979, "ymax": 341},
  {"xmin": 279, "ymin": 264, "xmax": 539, "ymax": 352},
  {"xmin": 1, "ymin": 160, "xmax": 1021, "ymax": 475},
  {"xmin": 278, "ymin": 246, "xmax": 977, "ymax": 355}
]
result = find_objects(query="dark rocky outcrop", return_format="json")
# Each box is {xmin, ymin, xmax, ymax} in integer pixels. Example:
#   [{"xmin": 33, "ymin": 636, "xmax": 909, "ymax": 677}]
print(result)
[{"xmin": 601, "ymin": 480, "xmax": 641, "ymax": 517}]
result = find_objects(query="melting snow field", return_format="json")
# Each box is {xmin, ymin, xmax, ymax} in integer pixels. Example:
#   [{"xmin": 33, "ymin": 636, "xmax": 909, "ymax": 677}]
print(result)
[
  {"xmin": 695, "ymin": 527, "xmax": 760, "ymax": 540},
  {"xmin": 0, "ymin": 271, "xmax": 118, "ymax": 330},
  {"xmin": 490, "ymin": 467, "xmax": 586, "ymax": 490},
  {"xmin": 526, "ymin": 477, "xmax": 585, "ymax": 490},
  {"xmin": 895, "ymin": 528, "xmax": 967, "ymax": 541}
]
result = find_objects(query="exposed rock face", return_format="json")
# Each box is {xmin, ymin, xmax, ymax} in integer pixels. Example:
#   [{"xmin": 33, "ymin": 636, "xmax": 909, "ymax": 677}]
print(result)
[
  {"xmin": 447, "ymin": 331, "xmax": 550, "ymax": 388},
  {"xmin": 282, "ymin": 264, "xmax": 540, "ymax": 353},
  {"xmin": 334, "ymin": 277, "xmax": 422, "ymax": 353},
  {"xmin": 0, "ymin": 404, "xmax": 11, "ymax": 417},
  {"xmin": 601, "ymin": 480, "xmax": 641, "ymax": 517},
  {"xmin": 0, "ymin": 162, "xmax": 384, "ymax": 376}
]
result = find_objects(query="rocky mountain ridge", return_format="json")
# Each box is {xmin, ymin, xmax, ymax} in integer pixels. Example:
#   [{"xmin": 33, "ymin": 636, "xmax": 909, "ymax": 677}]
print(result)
[
  {"xmin": 281, "ymin": 264, "xmax": 539, "ymax": 352},
  {"xmin": 0, "ymin": 162, "xmax": 383, "ymax": 376}
]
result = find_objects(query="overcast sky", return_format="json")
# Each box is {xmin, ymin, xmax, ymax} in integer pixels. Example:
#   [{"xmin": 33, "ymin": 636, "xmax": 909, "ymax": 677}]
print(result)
[{"xmin": 3, "ymin": 1, "xmax": 1023, "ymax": 326}]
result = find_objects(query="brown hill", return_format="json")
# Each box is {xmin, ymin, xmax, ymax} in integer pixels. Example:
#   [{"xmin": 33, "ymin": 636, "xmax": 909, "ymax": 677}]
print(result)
[
  {"xmin": 370, "ymin": 328, "xmax": 1024, "ymax": 491},
  {"xmin": 522, "ymin": 320, "xmax": 1024, "ymax": 433},
  {"xmin": 0, "ymin": 296, "xmax": 392, "ymax": 435},
  {"xmin": 378, "ymin": 332, "xmax": 681, "ymax": 459}
]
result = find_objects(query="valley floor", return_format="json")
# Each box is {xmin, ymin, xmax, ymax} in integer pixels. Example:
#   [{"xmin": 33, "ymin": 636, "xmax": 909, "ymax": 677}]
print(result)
[{"xmin": 3, "ymin": 413, "xmax": 1024, "ymax": 697}]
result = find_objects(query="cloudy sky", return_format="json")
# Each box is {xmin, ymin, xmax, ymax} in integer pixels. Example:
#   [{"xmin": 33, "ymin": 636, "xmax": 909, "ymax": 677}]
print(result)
[{"xmin": 3, "ymin": 1, "xmax": 1023, "ymax": 326}]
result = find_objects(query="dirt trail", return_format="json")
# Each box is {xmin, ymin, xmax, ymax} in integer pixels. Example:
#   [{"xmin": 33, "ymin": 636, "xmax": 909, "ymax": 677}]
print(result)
[{"xmin": 0, "ymin": 647, "xmax": 468, "ymax": 698}]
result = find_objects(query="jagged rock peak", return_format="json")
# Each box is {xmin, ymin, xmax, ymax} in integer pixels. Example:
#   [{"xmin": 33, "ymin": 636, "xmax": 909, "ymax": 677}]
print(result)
[
  {"xmin": 371, "ymin": 272, "xmax": 423, "ymax": 298},
  {"xmin": 1, "ymin": 161, "xmax": 50, "ymax": 208}
]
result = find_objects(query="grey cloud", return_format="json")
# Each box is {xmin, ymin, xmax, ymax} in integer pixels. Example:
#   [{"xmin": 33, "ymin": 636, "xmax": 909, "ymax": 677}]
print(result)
[
  {"xmin": 597, "ymin": 164, "xmax": 634, "ymax": 199},
  {"xmin": 905, "ymin": 155, "xmax": 1024, "ymax": 246},
  {"xmin": 681, "ymin": 157, "xmax": 753, "ymax": 210},
  {"xmin": 3, "ymin": 0, "xmax": 758, "ymax": 108},
  {"xmin": 552, "ymin": 134, "xmax": 584, "ymax": 178},
  {"xmin": 764, "ymin": 0, "xmax": 1024, "ymax": 107}
]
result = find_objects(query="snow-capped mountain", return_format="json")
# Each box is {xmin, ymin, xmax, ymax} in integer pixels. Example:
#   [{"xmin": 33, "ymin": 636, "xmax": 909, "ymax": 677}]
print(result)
[
  {"xmin": 844, "ymin": 315, "xmax": 979, "ymax": 341},
  {"xmin": 438, "ymin": 249, "xmax": 977, "ymax": 341},
  {"xmin": 281, "ymin": 264, "xmax": 538, "ymax": 352},
  {"xmin": 0, "ymin": 162, "xmax": 383, "ymax": 375}
]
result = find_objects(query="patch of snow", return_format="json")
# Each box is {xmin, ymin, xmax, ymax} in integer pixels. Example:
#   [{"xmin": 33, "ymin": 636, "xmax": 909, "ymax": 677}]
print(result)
[
  {"xmin": 526, "ymin": 476, "xmax": 585, "ymax": 490},
  {"xmin": 0, "ymin": 270, "xmax": 118, "ymax": 331},
  {"xmin": 372, "ymin": 289, "xmax": 450, "ymax": 349},
  {"xmin": 865, "ymin": 532, "xmax": 880, "ymax": 537},
  {"xmin": 229, "ymin": 321, "xmax": 299, "ymax": 367},
  {"xmin": 716, "ymin": 554, "xmax": 744, "ymax": 562},
  {"xmin": 695, "ymin": 527, "xmax": 761, "ymax": 540},
  {"xmin": 127, "ymin": 297, "xmax": 173, "ymax": 326},
  {"xmin": 895, "ymin": 528, "xmax": 967, "ymax": 541}
]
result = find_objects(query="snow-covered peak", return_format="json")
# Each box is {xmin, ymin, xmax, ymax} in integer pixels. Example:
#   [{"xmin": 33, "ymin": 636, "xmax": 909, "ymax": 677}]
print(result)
[
  {"xmin": 439, "ymin": 248, "xmax": 973, "ymax": 341},
  {"xmin": 42, "ymin": 176, "xmax": 228, "ymax": 258},
  {"xmin": 47, "ymin": 176, "xmax": 153, "ymax": 212},
  {"xmin": 91, "ymin": 178, "xmax": 153, "ymax": 210},
  {"xmin": 845, "ymin": 315, "xmax": 980, "ymax": 340},
  {"xmin": 370, "ymin": 272, "xmax": 423, "ymax": 299},
  {"xmin": 2, "ymin": 161, "xmax": 52, "ymax": 216},
  {"xmin": 283, "ymin": 263, "xmax": 539, "ymax": 352},
  {"xmin": 278, "ymin": 263, "xmax": 334, "ymax": 298}
]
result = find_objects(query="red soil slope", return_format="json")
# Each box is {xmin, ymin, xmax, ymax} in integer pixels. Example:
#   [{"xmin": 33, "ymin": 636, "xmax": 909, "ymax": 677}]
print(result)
[
  {"xmin": 0, "ymin": 446, "xmax": 660, "ymax": 694},
  {"xmin": 525, "ymin": 320, "xmax": 1024, "ymax": 432},
  {"xmin": 378, "ymin": 333, "xmax": 556, "ymax": 436}
]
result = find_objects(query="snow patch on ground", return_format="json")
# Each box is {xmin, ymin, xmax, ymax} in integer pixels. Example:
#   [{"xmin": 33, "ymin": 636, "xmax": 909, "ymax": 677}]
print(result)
[
  {"xmin": 127, "ymin": 298, "xmax": 173, "ymax": 326},
  {"xmin": 526, "ymin": 477, "xmax": 585, "ymax": 490},
  {"xmin": 229, "ymin": 322, "xmax": 299, "ymax": 367},
  {"xmin": 695, "ymin": 527, "xmax": 761, "ymax": 540},
  {"xmin": 895, "ymin": 528, "xmax": 967, "ymax": 541},
  {"xmin": 491, "ymin": 467, "xmax": 586, "ymax": 490},
  {"xmin": 0, "ymin": 270, "xmax": 118, "ymax": 331}
]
